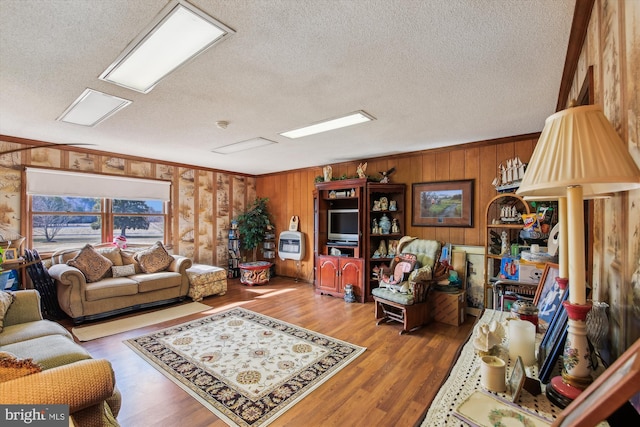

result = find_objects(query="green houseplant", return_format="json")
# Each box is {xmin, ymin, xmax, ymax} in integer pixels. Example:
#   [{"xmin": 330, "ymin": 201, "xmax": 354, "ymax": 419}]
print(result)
[{"xmin": 236, "ymin": 197, "xmax": 272, "ymax": 262}]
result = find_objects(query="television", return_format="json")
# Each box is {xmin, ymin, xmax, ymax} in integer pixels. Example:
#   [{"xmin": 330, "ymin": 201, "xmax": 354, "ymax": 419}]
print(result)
[{"xmin": 327, "ymin": 209, "xmax": 359, "ymax": 244}]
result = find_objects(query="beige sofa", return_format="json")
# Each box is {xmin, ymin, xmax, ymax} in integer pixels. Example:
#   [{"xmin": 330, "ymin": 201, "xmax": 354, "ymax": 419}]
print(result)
[
  {"xmin": 0, "ymin": 290, "xmax": 120, "ymax": 426},
  {"xmin": 48, "ymin": 242, "xmax": 192, "ymax": 324}
]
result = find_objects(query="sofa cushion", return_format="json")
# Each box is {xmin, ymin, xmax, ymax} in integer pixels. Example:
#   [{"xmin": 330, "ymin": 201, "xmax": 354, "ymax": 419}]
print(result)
[
  {"xmin": 372, "ymin": 287, "xmax": 415, "ymax": 305},
  {"xmin": 84, "ymin": 277, "xmax": 138, "ymax": 302},
  {"xmin": 111, "ymin": 264, "xmax": 135, "ymax": 278},
  {"xmin": 0, "ymin": 319, "xmax": 73, "ymax": 347},
  {"xmin": 0, "ymin": 351, "xmax": 42, "ymax": 382},
  {"xmin": 0, "ymin": 291, "xmax": 15, "ymax": 332},
  {"xmin": 121, "ymin": 250, "xmax": 142, "ymax": 274},
  {"xmin": 135, "ymin": 242, "xmax": 173, "ymax": 273},
  {"xmin": 132, "ymin": 272, "xmax": 182, "ymax": 293},
  {"xmin": 67, "ymin": 244, "xmax": 113, "ymax": 283},
  {"xmin": 3, "ymin": 334, "xmax": 91, "ymax": 370}
]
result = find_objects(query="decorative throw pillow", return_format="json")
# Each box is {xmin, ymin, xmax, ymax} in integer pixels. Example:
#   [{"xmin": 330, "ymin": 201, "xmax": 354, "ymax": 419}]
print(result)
[
  {"xmin": 0, "ymin": 351, "xmax": 42, "ymax": 382},
  {"xmin": 98, "ymin": 246, "xmax": 123, "ymax": 266},
  {"xmin": 0, "ymin": 291, "xmax": 15, "ymax": 333},
  {"xmin": 121, "ymin": 251, "xmax": 142, "ymax": 274},
  {"xmin": 135, "ymin": 241, "xmax": 173, "ymax": 273},
  {"xmin": 111, "ymin": 264, "xmax": 136, "ymax": 278},
  {"xmin": 409, "ymin": 265, "xmax": 433, "ymax": 284},
  {"xmin": 67, "ymin": 244, "xmax": 113, "ymax": 283}
]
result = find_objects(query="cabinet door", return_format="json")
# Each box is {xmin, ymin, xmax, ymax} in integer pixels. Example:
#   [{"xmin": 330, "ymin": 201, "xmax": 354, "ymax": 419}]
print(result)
[
  {"xmin": 340, "ymin": 258, "xmax": 364, "ymax": 299},
  {"xmin": 317, "ymin": 256, "xmax": 339, "ymax": 293}
]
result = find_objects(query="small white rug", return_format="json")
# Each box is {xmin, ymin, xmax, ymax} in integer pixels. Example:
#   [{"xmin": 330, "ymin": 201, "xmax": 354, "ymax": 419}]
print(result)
[{"xmin": 72, "ymin": 302, "xmax": 210, "ymax": 341}]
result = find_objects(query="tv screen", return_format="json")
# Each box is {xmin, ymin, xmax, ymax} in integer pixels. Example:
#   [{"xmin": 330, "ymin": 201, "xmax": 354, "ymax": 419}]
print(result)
[{"xmin": 328, "ymin": 209, "xmax": 359, "ymax": 243}]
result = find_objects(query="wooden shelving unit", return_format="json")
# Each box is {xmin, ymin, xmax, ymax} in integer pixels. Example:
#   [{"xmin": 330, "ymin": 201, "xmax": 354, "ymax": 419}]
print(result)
[
  {"xmin": 313, "ymin": 178, "xmax": 366, "ymax": 302},
  {"xmin": 364, "ymin": 183, "xmax": 406, "ymax": 302},
  {"xmin": 312, "ymin": 179, "xmax": 406, "ymax": 303},
  {"xmin": 483, "ymin": 193, "xmax": 531, "ymax": 308}
]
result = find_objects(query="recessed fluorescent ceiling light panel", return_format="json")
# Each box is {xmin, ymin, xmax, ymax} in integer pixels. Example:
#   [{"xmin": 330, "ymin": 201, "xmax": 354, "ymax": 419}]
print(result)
[
  {"xmin": 280, "ymin": 111, "xmax": 375, "ymax": 139},
  {"xmin": 57, "ymin": 89, "xmax": 132, "ymax": 126},
  {"xmin": 99, "ymin": 1, "xmax": 234, "ymax": 93},
  {"xmin": 212, "ymin": 138, "xmax": 276, "ymax": 154}
]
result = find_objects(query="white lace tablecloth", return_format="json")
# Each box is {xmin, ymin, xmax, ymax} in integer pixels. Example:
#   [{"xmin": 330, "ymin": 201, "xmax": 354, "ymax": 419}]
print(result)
[{"xmin": 421, "ymin": 309, "xmax": 564, "ymax": 426}]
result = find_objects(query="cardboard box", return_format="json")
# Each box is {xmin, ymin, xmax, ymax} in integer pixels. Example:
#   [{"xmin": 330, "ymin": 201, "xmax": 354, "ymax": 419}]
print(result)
[
  {"xmin": 499, "ymin": 257, "xmax": 545, "ymax": 284},
  {"xmin": 518, "ymin": 260, "xmax": 546, "ymax": 284},
  {"xmin": 431, "ymin": 290, "xmax": 466, "ymax": 326}
]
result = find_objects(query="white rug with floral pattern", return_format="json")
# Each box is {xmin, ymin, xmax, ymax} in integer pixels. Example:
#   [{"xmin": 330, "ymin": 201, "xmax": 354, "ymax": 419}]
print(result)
[{"xmin": 125, "ymin": 307, "xmax": 366, "ymax": 426}]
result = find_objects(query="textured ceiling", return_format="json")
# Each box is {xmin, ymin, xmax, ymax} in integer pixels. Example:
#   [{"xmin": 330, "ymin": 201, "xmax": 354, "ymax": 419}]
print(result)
[{"xmin": 0, "ymin": 0, "xmax": 575, "ymax": 175}]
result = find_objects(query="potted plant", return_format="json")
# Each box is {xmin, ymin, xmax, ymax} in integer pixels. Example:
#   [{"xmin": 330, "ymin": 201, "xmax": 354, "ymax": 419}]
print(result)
[{"xmin": 236, "ymin": 197, "xmax": 272, "ymax": 262}]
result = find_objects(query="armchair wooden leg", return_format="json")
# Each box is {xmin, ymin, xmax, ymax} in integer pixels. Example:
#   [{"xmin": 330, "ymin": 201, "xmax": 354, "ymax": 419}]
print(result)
[{"xmin": 374, "ymin": 297, "xmax": 433, "ymax": 335}]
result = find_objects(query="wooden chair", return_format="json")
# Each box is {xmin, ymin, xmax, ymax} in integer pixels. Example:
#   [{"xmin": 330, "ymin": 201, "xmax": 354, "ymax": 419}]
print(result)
[{"xmin": 372, "ymin": 239, "xmax": 445, "ymax": 334}]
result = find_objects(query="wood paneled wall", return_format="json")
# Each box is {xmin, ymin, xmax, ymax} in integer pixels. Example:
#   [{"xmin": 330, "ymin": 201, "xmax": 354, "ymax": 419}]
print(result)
[{"xmin": 257, "ymin": 135, "xmax": 538, "ymax": 283}]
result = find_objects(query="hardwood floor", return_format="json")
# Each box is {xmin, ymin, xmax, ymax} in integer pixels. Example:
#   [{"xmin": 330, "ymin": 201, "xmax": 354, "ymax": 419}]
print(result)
[{"xmin": 64, "ymin": 277, "xmax": 475, "ymax": 427}]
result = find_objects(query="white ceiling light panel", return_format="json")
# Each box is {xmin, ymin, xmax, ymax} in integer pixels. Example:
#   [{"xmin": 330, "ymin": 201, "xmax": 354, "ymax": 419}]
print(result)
[
  {"xmin": 280, "ymin": 111, "xmax": 375, "ymax": 139},
  {"xmin": 99, "ymin": 1, "xmax": 234, "ymax": 93},
  {"xmin": 57, "ymin": 88, "xmax": 132, "ymax": 126},
  {"xmin": 212, "ymin": 137, "xmax": 277, "ymax": 154}
]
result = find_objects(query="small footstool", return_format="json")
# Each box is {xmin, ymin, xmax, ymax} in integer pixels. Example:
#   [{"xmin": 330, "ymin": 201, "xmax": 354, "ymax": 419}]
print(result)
[{"xmin": 186, "ymin": 264, "xmax": 227, "ymax": 301}]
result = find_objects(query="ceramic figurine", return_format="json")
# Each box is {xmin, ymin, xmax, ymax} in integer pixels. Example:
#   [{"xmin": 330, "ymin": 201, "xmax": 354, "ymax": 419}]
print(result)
[
  {"xmin": 343, "ymin": 284, "xmax": 356, "ymax": 303},
  {"xmin": 391, "ymin": 218, "xmax": 399, "ymax": 234},
  {"xmin": 379, "ymin": 214, "xmax": 391, "ymax": 234},
  {"xmin": 356, "ymin": 162, "xmax": 367, "ymax": 179},
  {"xmin": 377, "ymin": 240, "xmax": 387, "ymax": 257},
  {"xmin": 389, "ymin": 200, "xmax": 397, "ymax": 211},
  {"xmin": 379, "ymin": 197, "xmax": 388, "ymax": 210},
  {"xmin": 501, "ymin": 231, "xmax": 509, "ymax": 255},
  {"xmin": 373, "ymin": 200, "xmax": 381, "ymax": 211},
  {"xmin": 372, "ymin": 218, "xmax": 379, "ymax": 234},
  {"xmin": 323, "ymin": 165, "xmax": 332, "ymax": 182},
  {"xmin": 378, "ymin": 167, "xmax": 395, "ymax": 183}
]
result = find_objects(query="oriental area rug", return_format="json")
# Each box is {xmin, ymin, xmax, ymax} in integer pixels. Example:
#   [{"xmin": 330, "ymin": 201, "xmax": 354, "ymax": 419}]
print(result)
[{"xmin": 124, "ymin": 307, "xmax": 366, "ymax": 427}]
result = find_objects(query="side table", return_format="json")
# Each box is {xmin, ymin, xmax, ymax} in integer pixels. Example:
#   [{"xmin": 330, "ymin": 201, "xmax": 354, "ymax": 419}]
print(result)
[
  {"xmin": 421, "ymin": 309, "xmax": 564, "ymax": 425},
  {"xmin": 239, "ymin": 261, "xmax": 272, "ymax": 285}
]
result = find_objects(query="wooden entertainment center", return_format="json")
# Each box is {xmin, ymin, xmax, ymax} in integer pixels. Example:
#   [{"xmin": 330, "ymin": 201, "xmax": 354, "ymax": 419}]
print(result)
[{"xmin": 313, "ymin": 178, "xmax": 405, "ymax": 303}]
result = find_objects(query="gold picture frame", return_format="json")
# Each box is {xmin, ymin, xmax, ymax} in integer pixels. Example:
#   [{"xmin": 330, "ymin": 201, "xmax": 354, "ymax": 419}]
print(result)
[
  {"xmin": 411, "ymin": 179, "xmax": 474, "ymax": 227},
  {"xmin": 2, "ymin": 248, "xmax": 17, "ymax": 262}
]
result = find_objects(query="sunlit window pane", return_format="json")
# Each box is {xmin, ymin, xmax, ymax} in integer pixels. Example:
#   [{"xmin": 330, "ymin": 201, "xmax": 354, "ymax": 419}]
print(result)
[
  {"xmin": 112, "ymin": 199, "xmax": 163, "ymax": 214},
  {"xmin": 32, "ymin": 196, "xmax": 100, "ymax": 212},
  {"xmin": 32, "ymin": 214, "xmax": 101, "ymax": 251},
  {"xmin": 113, "ymin": 216, "xmax": 164, "ymax": 245}
]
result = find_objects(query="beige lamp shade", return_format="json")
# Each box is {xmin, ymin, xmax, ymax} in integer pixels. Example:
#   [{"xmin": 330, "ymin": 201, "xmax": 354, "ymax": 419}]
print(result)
[{"xmin": 517, "ymin": 105, "xmax": 640, "ymax": 198}]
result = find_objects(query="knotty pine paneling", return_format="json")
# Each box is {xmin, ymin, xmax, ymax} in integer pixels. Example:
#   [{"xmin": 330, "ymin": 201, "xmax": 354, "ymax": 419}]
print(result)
[{"xmin": 257, "ymin": 136, "xmax": 538, "ymax": 283}]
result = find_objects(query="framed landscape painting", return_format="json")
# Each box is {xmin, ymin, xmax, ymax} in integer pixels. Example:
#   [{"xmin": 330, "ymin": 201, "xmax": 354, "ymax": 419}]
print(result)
[{"xmin": 412, "ymin": 179, "xmax": 474, "ymax": 227}]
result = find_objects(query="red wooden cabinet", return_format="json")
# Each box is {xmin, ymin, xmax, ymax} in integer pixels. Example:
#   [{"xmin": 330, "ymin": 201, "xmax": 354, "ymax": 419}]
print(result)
[{"xmin": 316, "ymin": 255, "xmax": 364, "ymax": 302}]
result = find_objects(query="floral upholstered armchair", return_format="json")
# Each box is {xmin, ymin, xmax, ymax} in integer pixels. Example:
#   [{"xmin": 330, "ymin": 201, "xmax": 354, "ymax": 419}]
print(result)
[{"xmin": 372, "ymin": 238, "xmax": 446, "ymax": 334}]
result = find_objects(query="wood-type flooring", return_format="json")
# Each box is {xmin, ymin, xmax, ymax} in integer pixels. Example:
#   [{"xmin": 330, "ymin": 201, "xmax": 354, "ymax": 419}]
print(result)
[{"xmin": 61, "ymin": 276, "xmax": 475, "ymax": 427}]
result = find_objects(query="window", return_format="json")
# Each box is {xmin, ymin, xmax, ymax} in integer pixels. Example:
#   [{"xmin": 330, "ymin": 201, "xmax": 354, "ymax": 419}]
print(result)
[
  {"xmin": 31, "ymin": 196, "xmax": 102, "ymax": 251},
  {"xmin": 29, "ymin": 196, "xmax": 168, "ymax": 252},
  {"xmin": 26, "ymin": 168, "xmax": 171, "ymax": 252},
  {"xmin": 111, "ymin": 199, "xmax": 165, "ymax": 245}
]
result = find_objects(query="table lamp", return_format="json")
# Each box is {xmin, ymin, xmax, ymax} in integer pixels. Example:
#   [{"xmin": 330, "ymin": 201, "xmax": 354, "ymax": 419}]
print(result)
[{"xmin": 516, "ymin": 104, "xmax": 640, "ymax": 406}]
